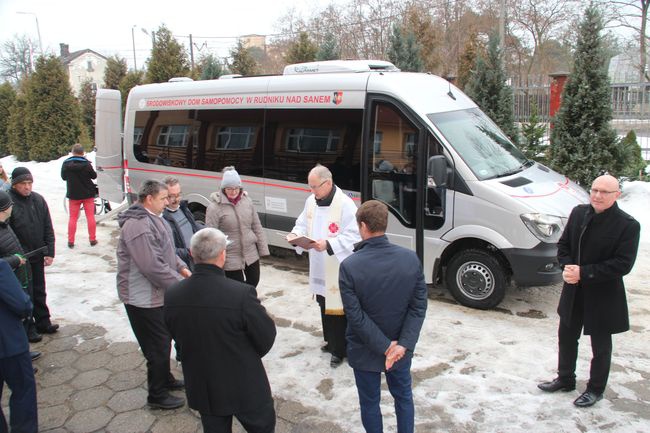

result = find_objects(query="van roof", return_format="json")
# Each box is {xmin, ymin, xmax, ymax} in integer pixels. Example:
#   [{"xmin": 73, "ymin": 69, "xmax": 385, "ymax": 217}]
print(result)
[{"xmin": 283, "ymin": 60, "xmax": 399, "ymax": 75}]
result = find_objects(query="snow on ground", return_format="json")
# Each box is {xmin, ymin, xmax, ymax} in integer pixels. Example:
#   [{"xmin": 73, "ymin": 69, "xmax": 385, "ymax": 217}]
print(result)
[{"xmin": 2, "ymin": 154, "xmax": 649, "ymax": 432}]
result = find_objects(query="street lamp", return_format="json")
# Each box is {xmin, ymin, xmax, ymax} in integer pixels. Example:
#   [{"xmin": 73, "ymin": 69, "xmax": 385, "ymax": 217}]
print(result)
[
  {"xmin": 16, "ymin": 11, "xmax": 43, "ymax": 56},
  {"xmin": 131, "ymin": 25, "xmax": 137, "ymax": 71}
]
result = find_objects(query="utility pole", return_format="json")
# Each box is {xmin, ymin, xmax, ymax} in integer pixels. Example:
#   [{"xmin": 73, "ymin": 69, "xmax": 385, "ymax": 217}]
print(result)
[
  {"xmin": 189, "ymin": 34, "xmax": 195, "ymax": 72},
  {"xmin": 17, "ymin": 12, "xmax": 43, "ymax": 57},
  {"xmin": 131, "ymin": 25, "xmax": 138, "ymax": 71}
]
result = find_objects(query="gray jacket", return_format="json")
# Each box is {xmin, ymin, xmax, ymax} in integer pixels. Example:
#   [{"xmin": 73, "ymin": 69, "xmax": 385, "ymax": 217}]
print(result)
[
  {"xmin": 116, "ymin": 203, "xmax": 185, "ymax": 308},
  {"xmin": 206, "ymin": 191, "xmax": 269, "ymax": 271}
]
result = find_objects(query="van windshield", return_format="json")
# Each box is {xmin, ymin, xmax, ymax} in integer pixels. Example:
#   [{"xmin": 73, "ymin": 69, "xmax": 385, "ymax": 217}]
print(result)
[{"xmin": 427, "ymin": 108, "xmax": 529, "ymax": 180}]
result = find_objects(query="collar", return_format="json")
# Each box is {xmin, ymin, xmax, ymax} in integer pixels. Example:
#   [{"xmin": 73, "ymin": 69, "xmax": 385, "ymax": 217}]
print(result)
[
  {"xmin": 193, "ymin": 263, "xmax": 226, "ymax": 276},
  {"xmin": 353, "ymin": 234, "xmax": 389, "ymax": 252},
  {"xmin": 315, "ymin": 184, "xmax": 337, "ymax": 207}
]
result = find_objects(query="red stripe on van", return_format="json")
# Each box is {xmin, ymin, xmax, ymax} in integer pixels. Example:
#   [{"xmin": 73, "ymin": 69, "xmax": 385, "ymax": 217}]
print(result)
[
  {"xmin": 508, "ymin": 177, "xmax": 570, "ymax": 198},
  {"xmin": 127, "ymin": 166, "xmax": 362, "ymax": 200}
]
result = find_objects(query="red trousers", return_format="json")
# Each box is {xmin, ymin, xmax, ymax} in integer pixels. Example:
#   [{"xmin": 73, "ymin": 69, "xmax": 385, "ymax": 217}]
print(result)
[{"xmin": 68, "ymin": 198, "xmax": 96, "ymax": 244}]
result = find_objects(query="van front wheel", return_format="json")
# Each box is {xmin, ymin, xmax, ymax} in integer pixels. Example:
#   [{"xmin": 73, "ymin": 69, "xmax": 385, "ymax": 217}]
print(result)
[{"xmin": 446, "ymin": 249, "xmax": 506, "ymax": 309}]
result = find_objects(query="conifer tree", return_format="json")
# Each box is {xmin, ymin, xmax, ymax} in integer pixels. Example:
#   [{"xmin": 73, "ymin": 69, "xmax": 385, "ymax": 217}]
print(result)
[
  {"xmin": 457, "ymin": 31, "xmax": 482, "ymax": 91},
  {"xmin": 199, "ymin": 54, "xmax": 225, "ymax": 80},
  {"xmin": 78, "ymin": 79, "xmax": 96, "ymax": 142},
  {"xmin": 387, "ymin": 24, "xmax": 423, "ymax": 72},
  {"xmin": 103, "ymin": 55, "xmax": 128, "ymax": 89},
  {"xmin": 285, "ymin": 32, "xmax": 318, "ymax": 64},
  {"xmin": 118, "ymin": 70, "xmax": 144, "ymax": 117},
  {"xmin": 549, "ymin": 4, "xmax": 619, "ymax": 185},
  {"xmin": 7, "ymin": 78, "xmax": 29, "ymax": 160},
  {"xmin": 230, "ymin": 40, "xmax": 259, "ymax": 76},
  {"xmin": 615, "ymin": 130, "xmax": 646, "ymax": 179},
  {"xmin": 23, "ymin": 55, "xmax": 81, "ymax": 161},
  {"xmin": 145, "ymin": 24, "xmax": 190, "ymax": 83},
  {"xmin": 465, "ymin": 32, "xmax": 518, "ymax": 144},
  {"xmin": 520, "ymin": 102, "xmax": 547, "ymax": 162},
  {"xmin": 316, "ymin": 32, "xmax": 340, "ymax": 61},
  {"xmin": 0, "ymin": 82, "xmax": 16, "ymax": 156}
]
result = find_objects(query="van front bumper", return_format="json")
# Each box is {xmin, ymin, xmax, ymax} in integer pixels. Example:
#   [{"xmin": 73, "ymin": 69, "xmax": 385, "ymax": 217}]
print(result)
[{"xmin": 502, "ymin": 242, "xmax": 563, "ymax": 286}]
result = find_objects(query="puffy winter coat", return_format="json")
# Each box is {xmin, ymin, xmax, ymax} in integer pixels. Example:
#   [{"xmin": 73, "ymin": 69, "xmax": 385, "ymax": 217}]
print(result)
[
  {"xmin": 205, "ymin": 191, "xmax": 269, "ymax": 271},
  {"xmin": 8, "ymin": 189, "xmax": 55, "ymax": 262}
]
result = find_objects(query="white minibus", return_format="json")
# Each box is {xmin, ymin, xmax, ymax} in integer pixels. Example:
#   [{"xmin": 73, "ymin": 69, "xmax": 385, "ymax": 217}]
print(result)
[{"xmin": 95, "ymin": 59, "xmax": 589, "ymax": 309}]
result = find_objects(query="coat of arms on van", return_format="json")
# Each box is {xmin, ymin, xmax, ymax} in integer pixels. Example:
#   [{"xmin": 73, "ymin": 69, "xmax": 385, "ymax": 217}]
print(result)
[{"xmin": 333, "ymin": 91, "xmax": 343, "ymax": 105}]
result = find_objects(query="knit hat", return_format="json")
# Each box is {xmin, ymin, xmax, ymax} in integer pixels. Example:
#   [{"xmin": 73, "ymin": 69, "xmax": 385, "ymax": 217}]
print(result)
[
  {"xmin": 221, "ymin": 167, "xmax": 242, "ymax": 189},
  {"xmin": 11, "ymin": 167, "xmax": 33, "ymax": 185},
  {"xmin": 0, "ymin": 190, "xmax": 12, "ymax": 212}
]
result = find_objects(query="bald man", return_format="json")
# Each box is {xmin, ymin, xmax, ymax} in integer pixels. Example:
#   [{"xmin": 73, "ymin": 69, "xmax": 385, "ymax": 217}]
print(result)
[{"xmin": 538, "ymin": 175, "xmax": 640, "ymax": 407}]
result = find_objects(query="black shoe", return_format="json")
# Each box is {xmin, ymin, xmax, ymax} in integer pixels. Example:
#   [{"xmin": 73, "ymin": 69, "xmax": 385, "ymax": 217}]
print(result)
[
  {"xmin": 537, "ymin": 378, "xmax": 575, "ymax": 393},
  {"xmin": 28, "ymin": 329, "xmax": 43, "ymax": 343},
  {"xmin": 68, "ymin": 242, "xmax": 74, "ymax": 249},
  {"xmin": 330, "ymin": 355, "xmax": 343, "ymax": 368},
  {"xmin": 167, "ymin": 379, "xmax": 185, "ymax": 390},
  {"xmin": 90, "ymin": 240, "xmax": 98, "ymax": 246},
  {"xmin": 37, "ymin": 323, "xmax": 59, "ymax": 334},
  {"xmin": 30, "ymin": 351, "xmax": 42, "ymax": 361},
  {"xmin": 574, "ymin": 391, "xmax": 603, "ymax": 407},
  {"xmin": 147, "ymin": 395, "xmax": 185, "ymax": 410},
  {"xmin": 320, "ymin": 344, "xmax": 331, "ymax": 353}
]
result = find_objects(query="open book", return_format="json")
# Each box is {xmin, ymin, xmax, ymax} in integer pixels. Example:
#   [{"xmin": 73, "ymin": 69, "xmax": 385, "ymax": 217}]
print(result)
[{"xmin": 287, "ymin": 235, "xmax": 317, "ymax": 249}]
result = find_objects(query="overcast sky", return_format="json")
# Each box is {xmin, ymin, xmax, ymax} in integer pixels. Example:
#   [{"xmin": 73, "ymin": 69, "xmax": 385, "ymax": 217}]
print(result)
[{"xmin": 0, "ymin": 0, "xmax": 340, "ymax": 69}]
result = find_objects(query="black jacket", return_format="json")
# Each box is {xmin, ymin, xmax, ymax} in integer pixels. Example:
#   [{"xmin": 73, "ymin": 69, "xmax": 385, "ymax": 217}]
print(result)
[
  {"xmin": 164, "ymin": 264, "xmax": 276, "ymax": 416},
  {"xmin": 557, "ymin": 202, "xmax": 640, "ymax": 335},
  {"xmin": 162, "ymin": 201, "xmax": 201, "ymax": 268},
  {"xmin": 0, "ymin": 219, "xmax": 30, "ymax": 287},
  {"xmin": 8, "ymin": 189, "xmax": 55, "ymax": 262},
  {"xmin": 61, "ymin": 156, "xmax": 97, "ymax": 200}
]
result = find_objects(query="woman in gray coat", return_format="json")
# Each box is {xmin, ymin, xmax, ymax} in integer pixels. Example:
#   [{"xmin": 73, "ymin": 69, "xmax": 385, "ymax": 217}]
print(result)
[{"xmin": 206, "ymin": 167, "xmax": 269, "ymax": 287}]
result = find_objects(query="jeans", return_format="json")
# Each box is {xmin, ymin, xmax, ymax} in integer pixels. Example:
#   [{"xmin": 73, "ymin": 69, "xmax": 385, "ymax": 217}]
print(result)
[
  {"xmin": 353, "ymin": 360, "xmax": 414, "ymax": 433},
  {"xmin": 67, "ymin": 197, "xmax": 97, "ymax": 244},
  {"xmin": 0, "ymin": 351, "xmax": 38, "ymax": 433}
]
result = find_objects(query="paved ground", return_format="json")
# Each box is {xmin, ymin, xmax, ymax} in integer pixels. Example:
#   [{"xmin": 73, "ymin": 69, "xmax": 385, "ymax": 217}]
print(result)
[{"xmin": 2, "ymin": 323, "xmax": 344, "ymax": 433}]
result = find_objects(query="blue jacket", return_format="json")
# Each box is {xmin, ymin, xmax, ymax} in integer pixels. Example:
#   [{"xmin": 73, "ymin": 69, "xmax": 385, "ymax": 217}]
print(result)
[
  {"xmin": 339, "ymin": 235, "xmax": 427, "ymax": 372},
  {"xmin": 0, "ymin": 260, "xmax": 32, "ymax": 358}
]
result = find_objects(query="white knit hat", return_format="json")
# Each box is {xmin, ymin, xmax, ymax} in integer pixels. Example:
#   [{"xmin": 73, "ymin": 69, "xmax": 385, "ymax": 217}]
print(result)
[{"xmin": 221, "ymin": 167, "xmax": 242, "ymax": 189}]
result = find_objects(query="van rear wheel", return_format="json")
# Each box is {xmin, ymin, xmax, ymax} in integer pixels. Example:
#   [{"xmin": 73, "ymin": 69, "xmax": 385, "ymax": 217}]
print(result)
[{"xmin": 446, "ymin": 249, "xmax": 506, "ymax": 309}]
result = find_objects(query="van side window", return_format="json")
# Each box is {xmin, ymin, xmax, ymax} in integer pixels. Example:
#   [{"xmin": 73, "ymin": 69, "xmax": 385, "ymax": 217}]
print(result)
[
  {"xmin": 265, "ymin": 108, "xmax": 363, "ymax": 189},
  {"xmin": 367, "ymin": 102, "xmax": 418, "ymax": 226},
  {"xmin": 216, "ymin": 126, "xmax": 256, "ymax": 150}
]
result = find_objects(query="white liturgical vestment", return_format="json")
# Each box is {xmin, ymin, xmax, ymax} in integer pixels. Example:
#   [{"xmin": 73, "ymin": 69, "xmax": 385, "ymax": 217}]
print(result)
[{"xmin": 291, "ymin": 187, "xmax": 360, "ymax": 313}]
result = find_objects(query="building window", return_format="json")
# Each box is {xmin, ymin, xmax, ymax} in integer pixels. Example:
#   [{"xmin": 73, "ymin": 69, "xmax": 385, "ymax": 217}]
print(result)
[
  {"xmin": 215, "ymin": 126, "xmax": 255, "ymax": 149},
  {"xmin": 157, "ymin": 125, "xmax": 190, "ymax": 147},
  {"xmin": 286, "ymin": 128, "xmax": 339, "ymax": 153},
  {"xmin": 87, "ymin": 60, "xmax": 94, "ymax": 72}
]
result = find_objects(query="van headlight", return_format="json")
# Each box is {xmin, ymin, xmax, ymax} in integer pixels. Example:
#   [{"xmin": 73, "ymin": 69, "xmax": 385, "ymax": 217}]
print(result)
[{"xmin": 521, "ymin": 213, "xmax": 565, "ymax": 243}]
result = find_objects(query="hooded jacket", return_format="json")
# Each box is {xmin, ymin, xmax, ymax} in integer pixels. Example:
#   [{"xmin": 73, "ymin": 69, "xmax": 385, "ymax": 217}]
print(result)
[
  {"xmin": 205, "ymin": 191, "xmax": 269, "ymax": 271},
  {"xmin": 116, "ymin": 203, "xmax": 186, "ymax": 308},
  {"xmin": 61, "ymin": 155, "xmax": 97, "ymax": 200}
]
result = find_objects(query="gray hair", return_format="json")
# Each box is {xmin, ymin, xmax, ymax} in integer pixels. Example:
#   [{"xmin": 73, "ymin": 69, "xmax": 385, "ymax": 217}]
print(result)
[
  {"xmin": 137, "ymin": 179, "xmax": 167, "ymax": 202},
  {"xmin": 190, "ymin": 228, "xmax": 228, "ymax": 263},
  {"xmin": 162, "ymin": 176, "xmax": 180, "ymax": 187},
  {"xmin": 309, "ymin": 164, "xmax": 332, "ymax": 182}
]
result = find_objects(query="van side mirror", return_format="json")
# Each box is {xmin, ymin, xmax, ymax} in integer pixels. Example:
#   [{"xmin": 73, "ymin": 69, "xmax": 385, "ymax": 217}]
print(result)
[{"xmin": 427, "ymin": 155, "xmax": 447, "ymax": 188}]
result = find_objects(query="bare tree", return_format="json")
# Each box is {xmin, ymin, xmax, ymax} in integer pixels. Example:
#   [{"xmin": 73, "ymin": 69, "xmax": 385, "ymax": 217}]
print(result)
[
  {"xmin": 510, "ymin": 0, "xmax": 580, "ymax": 85},
  {"xmin": 0, "ymin": 35, "xmax": 34, "ymax": 83},
  {"xmin": 605, "ymin": 0, "xmax": 650, "ymax": 81}
]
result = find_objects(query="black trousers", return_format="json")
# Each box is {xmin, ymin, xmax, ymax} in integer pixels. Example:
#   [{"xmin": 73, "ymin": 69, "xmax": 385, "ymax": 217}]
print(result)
[
  {"xmin": 200, "ymin": 399, "xmax": 276, "ymax": 433},
  {"xmin": 557, "ymin": 288, "xmax": 612, "ymax": 395},
  {"xmin": 316, "ymin": 294, "xmax": 347, "ymax": 358},
  {"xmin": 0, "ymin": 351, "xmax": 38, "ymax": 433},
  {"xmin": 124, "ymin": 304, "xmax": 175, "ymax": 400},
  {"xmin": 29, "ymin": 259, "xmax": 52, "ymax": 329},
  {"xmin": 225, "ymin": 260, "xmax": 261, "ymax": 288}
]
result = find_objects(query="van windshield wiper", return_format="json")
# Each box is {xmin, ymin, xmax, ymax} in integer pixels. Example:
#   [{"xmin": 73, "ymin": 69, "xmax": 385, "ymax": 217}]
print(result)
[{"xmin": 495, "ymin": 160, "xmax": 533, "ymax": 178}]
